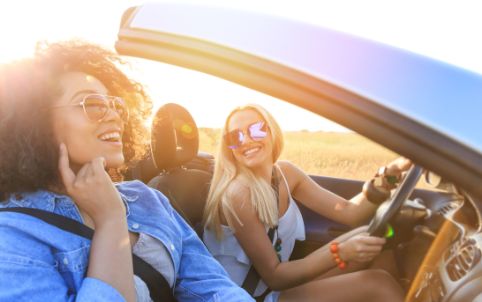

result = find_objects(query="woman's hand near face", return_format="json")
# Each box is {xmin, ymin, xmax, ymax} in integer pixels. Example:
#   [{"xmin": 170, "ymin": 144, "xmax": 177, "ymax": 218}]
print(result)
[
  {"xmin": 58, "ymin": 143, "xmax": 136, "ymax": 302},
  {"xmin": 58, "ymin": 143, "xmax": 125, "ymax": 226}
]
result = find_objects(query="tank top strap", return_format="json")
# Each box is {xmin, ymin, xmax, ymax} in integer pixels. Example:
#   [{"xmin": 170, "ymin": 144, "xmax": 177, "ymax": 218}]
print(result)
[{"xmin": 274, "ymin": 164, "xmax": 292, "ymax": 200}]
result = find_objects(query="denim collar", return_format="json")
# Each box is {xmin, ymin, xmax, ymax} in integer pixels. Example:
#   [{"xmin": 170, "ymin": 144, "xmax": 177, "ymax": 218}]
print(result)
[
  {"xmin": 9, "ymin": 186, "xmax": 138, "ymax": 218},
  {"xmin": 8, "ymin": 190, "xmax": 61, "ymax": 210}
]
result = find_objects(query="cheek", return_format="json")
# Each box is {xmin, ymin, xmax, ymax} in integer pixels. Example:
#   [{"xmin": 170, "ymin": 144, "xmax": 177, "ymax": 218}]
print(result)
[
  {"xmin": 267, "ymin": 140, "xmax": 274, "ymax": 153},
  {"xmin": 52, "ymin": 118, "xmax": 81, "ymax": 145},
  {"xmin": 232, "ymin": 149, "xmax": 242, "ymax": 160},
  {"xmin": 232, "ymin": 149, "xmax": 249, "ymax": 164},
  {"xmin": 51, "ymin": 116, "xmax": 67, "ymax": 145},
  {"xmin": 266, "ymin": 142, "xmax": 274, "ymax": 160},
  {"xmin": 51, "ymin": 114, "xmax": 94, "ymax": 155}
]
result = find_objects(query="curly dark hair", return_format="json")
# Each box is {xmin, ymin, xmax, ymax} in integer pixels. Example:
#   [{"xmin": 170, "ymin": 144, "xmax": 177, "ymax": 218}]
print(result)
[{"xmin": 0, "ymin": 40, "xmax": 152, "ymax": 198}]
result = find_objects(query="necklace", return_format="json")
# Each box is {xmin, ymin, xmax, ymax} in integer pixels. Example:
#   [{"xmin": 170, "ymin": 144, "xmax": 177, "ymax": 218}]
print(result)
[{"xmin": 271, "ymin": 167, "xmax": 282, "ymax": 261}]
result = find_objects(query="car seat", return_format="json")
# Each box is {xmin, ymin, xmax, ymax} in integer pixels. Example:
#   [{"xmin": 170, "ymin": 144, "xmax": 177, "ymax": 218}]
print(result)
[{"xmin": 147, "ymin": 103, "xmax": 213, "ymax": 232}]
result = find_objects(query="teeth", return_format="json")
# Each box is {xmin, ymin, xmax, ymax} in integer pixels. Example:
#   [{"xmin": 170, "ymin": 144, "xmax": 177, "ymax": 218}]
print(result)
[
  {"xmin": 99, "ymin": 131, "xmax": 121, "ymax": 141},
  {"xmin": 244, "ymin": 147, "xmax": 260, "ymax": 156}
]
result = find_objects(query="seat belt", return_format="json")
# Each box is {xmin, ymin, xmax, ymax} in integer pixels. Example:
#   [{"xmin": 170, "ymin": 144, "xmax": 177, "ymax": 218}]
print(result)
[
  {"xmin": 0, "ymin": 207, "xmax": 176, "ymax": 302},
  {"xmin": 241, "ymin": 227, "xmax": 276, "ymax": 295}
]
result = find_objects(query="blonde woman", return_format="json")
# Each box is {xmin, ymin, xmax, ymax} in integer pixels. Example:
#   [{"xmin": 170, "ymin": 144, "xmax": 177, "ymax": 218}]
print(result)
[{"xmin": 203, "ymin": 104, "xmax": 409, "ymax": 302}]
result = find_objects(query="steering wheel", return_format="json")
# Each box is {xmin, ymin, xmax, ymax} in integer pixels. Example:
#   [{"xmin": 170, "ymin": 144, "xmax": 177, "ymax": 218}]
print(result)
[{"xmin": 368, "ymin": 164, "xmax": 424, "ymax": 237}]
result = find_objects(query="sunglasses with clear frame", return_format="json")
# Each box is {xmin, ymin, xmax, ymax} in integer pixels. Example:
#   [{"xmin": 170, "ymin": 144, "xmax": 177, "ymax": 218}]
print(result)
[
  {"xmin": 224, "ymin": 121, "xmax": 269, "ymax": 149},
  {"xmin": 51, "ymin": 94, "xmax": 129, "ymax": 123}
]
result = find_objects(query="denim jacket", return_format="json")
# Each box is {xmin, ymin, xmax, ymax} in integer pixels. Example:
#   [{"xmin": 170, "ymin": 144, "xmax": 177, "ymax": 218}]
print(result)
[{"xmin": 0, "ymin": 180, "xmax": 253, "ymax": 302}]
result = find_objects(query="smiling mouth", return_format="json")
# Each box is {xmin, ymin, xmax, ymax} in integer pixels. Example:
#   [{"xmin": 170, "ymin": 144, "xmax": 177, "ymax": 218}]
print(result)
[
  {"xmin": 98, "ymin": 131, "xmax": 122, "ymax": 145},
  {"xmin": 243, "ymin": 146, "xmax": 261, "ymax": 157}
]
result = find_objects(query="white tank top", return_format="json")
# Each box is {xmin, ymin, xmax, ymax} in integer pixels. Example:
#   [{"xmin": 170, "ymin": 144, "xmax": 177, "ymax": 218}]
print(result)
[{"xmin": 203, "ymin": 166, "xmax": 306, "ymax": 298}]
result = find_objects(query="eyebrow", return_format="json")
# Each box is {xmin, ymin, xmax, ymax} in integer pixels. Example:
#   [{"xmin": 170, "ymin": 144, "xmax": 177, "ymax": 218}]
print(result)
[{"xmin": 69, "ymin": 89, "xmax": 99, "ymax": 103}]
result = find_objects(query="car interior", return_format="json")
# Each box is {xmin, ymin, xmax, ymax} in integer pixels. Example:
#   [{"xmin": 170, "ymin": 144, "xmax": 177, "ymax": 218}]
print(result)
[
  {"xmin": 126, "ymin": 102, "xmax": 482, "ymax": 302},
  {"xmin": 146, "ymin": 103, "xmax": 212, "ymax": 232}
]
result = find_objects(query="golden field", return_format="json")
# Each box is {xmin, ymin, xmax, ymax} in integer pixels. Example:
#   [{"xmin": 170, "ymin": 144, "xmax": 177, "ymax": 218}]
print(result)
[{"xmin": 199, "ymin": 129, "xmax": 399, "ymax": 181}]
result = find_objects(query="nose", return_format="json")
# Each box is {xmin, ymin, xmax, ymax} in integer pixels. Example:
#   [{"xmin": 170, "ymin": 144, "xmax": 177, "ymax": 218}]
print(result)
[
  {"xmin": 240, "ymin": 130, "xmax": 254, "ymax": 145},
  {"xmin": 103, "ymin": 100, "xmax": 123, "ymax": 124}
]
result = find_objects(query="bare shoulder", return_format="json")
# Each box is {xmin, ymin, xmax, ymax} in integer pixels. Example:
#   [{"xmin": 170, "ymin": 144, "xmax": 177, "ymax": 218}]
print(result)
[
  {"xmin": 225, "ymin": 178, "xmax": 254, "ymax": 212},
  {"xmin": 276, "ymin": 160, "xmax": 305, "ymax": 182},
  {"xmin": 276, "ymin": 160, "xmax": 298, "ymax": 173},
  {"xmin": 223, "ymin": 178, "xmax": 259, "ymax": 228},
  {"xmin": 225, "ymin": 178, "xmax": 249, "ymax": 199}
]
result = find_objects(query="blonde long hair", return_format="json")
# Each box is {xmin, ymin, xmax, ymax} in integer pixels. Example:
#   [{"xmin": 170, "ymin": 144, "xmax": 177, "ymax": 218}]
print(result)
[{"xmin": 203, "ymin": 104, "xmax": 284, "ymax": 239}]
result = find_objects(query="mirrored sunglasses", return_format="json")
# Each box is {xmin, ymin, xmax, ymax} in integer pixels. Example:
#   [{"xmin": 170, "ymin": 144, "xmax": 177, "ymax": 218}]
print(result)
[
  {"xmin": 225, "ymin": 121, "xmax": 269, "ymax": 149},
  {"xmin": 52, "ymin": 94, "xmax": 129, "ymax": 123}
]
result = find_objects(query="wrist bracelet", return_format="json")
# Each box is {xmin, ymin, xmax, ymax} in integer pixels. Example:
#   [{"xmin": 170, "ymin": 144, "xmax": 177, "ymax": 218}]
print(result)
[
  {"xmin": 330, "ymin": 242, "xmax": 347, "ymax": 270},
  {"xmin": 362, "ymin": 178, "xmax": 390, "ymax": 205}
]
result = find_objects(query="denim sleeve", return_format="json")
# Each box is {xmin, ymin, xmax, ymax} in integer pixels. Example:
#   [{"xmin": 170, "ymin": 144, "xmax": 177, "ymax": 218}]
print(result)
[
  {"xmin": 0, "ymin": 260, "xmax": 125, "ymax": 302},
  {"xmin": 0, "ymin": 217, "xmax": 125, "ymax": 302},
  {"xmin": 167, "ymin": 200, "xmax": 254, "ymax": 302},
  {"xmin": 77, "ymin": 277, "xmax": 126, "ymax": 301}
]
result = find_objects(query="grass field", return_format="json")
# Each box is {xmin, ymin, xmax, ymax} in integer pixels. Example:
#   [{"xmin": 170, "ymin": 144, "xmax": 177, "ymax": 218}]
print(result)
[{"xmin": 199, "ymin": 129, "xmax": 399, "ymax": 181}]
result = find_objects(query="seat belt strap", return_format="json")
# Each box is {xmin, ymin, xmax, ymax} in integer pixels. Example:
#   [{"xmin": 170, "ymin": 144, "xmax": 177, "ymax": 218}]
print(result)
[{"xmin": 0, "ymin": 207, "xmax": 176, "ymax": 302}]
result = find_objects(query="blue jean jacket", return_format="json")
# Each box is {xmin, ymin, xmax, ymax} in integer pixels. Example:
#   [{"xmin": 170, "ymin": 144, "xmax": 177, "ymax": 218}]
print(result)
[{"xmin": 0, "ymin": 180, "xmax": 253, "ymax": 302}]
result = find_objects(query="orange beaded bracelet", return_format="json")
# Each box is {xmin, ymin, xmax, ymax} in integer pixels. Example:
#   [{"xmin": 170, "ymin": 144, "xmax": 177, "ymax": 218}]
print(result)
[{"xmin": 330, "ymin": 242, "xmax": 347, "ymax": 270}]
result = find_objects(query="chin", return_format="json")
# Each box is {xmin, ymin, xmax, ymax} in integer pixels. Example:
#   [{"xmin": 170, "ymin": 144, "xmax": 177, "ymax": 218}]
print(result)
[
  {"xmin": 242, "ymin": 159, "xmax": 265, "ymax": 170},
  {"xmin": 106, "ymin": 156, "xmax": 125, "ymax": 169},
  {"xmin": 236, "ymin": 154, "xmax": 268, "ymax": 170}
]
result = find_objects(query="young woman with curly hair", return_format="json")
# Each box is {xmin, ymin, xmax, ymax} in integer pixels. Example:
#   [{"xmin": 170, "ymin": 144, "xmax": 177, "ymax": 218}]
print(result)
[
  {"xmin": 203, "ymin": 104, "xmax": 409, "ymax": 302},
  {"xmin": 0, "ymin": 41, "xmax": 253, "ymax": 302}
]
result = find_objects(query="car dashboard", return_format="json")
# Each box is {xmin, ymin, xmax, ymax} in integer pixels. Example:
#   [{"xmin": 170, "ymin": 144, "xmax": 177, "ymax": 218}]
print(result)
[{"xmin": 406, "ymin": 189, "xmax": 482, "ymax": 302}]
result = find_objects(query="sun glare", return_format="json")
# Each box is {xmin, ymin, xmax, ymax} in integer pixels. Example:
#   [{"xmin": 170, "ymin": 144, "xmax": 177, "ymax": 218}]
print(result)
[{"xmin": 2, "ymin": 0, "xmax": 481, "ymax": 131}]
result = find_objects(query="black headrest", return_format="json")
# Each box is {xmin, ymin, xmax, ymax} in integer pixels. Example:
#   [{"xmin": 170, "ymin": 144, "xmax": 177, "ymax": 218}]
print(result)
[{"xmin": 151, "ymin": 103, "xmax": 199, "ymax": 171}]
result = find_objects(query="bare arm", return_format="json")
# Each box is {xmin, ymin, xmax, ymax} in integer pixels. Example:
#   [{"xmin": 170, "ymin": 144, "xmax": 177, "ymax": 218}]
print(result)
[
  {"xmin": 225, "ymin": 158, "xmax": 411, "ymax": 290},
  {"xmin": 58, "ymin": 143, "xmax": 135, "ymax": 302},
  {"xmin": 284, "ymin": 158, "xmax": 412, "ymax": 227},
  {"xmin": 280, "ymin": 161, "xmax": 375, "ymax": 227},
  {"xmin": 226, "ymin": 184, "xmax": 335, "ymax": 290},
  {"xmin": 226, "ymin": 182, "xmax": 384, "ymax": 291}
]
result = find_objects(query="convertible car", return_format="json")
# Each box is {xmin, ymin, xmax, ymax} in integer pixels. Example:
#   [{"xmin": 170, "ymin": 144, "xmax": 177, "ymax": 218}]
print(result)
[{"xmin": 116, "ymin": 3, "xmax": 482, "ymax": 302}]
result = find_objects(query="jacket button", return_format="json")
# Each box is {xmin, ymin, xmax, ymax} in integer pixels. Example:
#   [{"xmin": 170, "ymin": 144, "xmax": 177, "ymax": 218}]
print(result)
[
  {"xmin": 63, "ymin": 258, "xmax": 69, "ymax": 265},
  {"xmin": 132, "ymin": 223, "xmax": 139, "ymax": 229}
]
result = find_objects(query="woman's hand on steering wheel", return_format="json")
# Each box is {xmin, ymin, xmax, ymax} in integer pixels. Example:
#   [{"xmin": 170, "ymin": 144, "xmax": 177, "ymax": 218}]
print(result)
[
  {"xmin": 339, "ymin": 233, "xmax": 386, "ymax": 263},
  {"xmin": 368, "ymin": 163, "xmax": 424, "ymax": 237},
  {"xmin": 385, "ymin": 157, "xmax": 413, "ymax": 182}
]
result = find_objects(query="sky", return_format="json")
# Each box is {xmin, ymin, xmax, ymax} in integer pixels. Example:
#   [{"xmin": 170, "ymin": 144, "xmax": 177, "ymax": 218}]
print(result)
[{"xmin": 1, "ymin": 0, "xmax": 481, "ymax": 131}]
